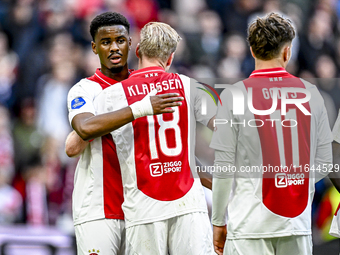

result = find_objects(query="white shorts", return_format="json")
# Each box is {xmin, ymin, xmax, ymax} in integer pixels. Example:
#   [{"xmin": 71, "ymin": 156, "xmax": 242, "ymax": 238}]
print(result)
[
  {"xmin": 126, "ymin": 212, "xmax": 214, "ymax": 255},
  {"xmin": 224, "ymin": 235, "xmax": 312, "ymax": 255},
  {"xmin": 75, "ymin": 218, "xmax": 126, "ymax": 255}
]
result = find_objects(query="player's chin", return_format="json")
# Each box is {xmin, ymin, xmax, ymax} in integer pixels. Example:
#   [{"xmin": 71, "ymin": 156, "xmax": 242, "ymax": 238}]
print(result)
[{"xmin": 109, "ymin": 65, "xmax": 124, "ymax": 74}]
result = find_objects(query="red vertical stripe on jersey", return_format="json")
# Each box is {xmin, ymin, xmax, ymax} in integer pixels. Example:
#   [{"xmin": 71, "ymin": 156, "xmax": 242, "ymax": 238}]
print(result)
[
  {"xmin": 243, "ymin": 77, "xmax": 311, "ymax": 218},
  {"xmin": 102, "ymin": 134, "xmax": 124, "ymax": 219},
  {"xmin": 122, "ymin": 72, "xmax": 193, "ymax": 201},
  {"xmin": 87, "ymin": 70, "xmax": 125, "ymax": 220}
]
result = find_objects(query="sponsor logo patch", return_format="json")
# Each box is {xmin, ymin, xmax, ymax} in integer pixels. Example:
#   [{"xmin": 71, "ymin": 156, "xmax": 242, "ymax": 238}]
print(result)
[{"xmin": 71, "ymin": 97, "xmax": 86, "ymax": 109}]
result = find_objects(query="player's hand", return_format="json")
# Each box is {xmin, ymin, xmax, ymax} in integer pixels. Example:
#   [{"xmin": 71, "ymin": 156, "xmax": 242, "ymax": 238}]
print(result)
[
  {"xmin": 150, "ymin": 93, "xmax": 184, "ymax": 114},
  {"xmin": 213, "ymin": 225, "xmax": 227, "ymax": 255},
  {"xmin": 129, "ymin": 89, "xmax": 184, "ymax": 119}
]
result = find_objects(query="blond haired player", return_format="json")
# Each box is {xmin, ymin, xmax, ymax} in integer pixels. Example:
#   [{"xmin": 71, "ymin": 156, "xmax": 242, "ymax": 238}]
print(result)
[
  {"xmin": 66, "ymin": 12, "xmax": 183, "ymax": 255},
  {"xmin": 94, "ymin": 22, "xmax": 215, "ymax": 254}
]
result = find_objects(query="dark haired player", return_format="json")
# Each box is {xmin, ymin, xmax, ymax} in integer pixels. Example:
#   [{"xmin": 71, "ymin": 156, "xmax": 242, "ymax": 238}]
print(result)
[
  {"xmin": 66, "ymin": 12, "xmax": 183, "ymax": 255},
  {"xmin": 211, "ymin": 13, "xmax": 333, "ymax": 255}
]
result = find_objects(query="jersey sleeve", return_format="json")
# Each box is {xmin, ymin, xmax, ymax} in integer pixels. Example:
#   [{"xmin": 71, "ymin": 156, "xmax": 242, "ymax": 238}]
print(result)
[
  {"xmin": 317, "ymin": 101, "xmax": 333, "ymax": 146},
  {"xmin": 179, "ymin": 74, "xmax": 216, "ymax": 126},
  {"xmin": 314, "ymin": 103, "xmax": 333, "ymax": 181},
  {"xmin": 67, "ymin": 79, "xmax": 102, "ymax": 124},
  {"xmin": 210, "ymin": 85, "xmax": 240, "ymax": 178},
  {"xmin": 93, "ymin": 83, "xmax": 123, "ymax": 115},
  {"xmin": 211, "ymin": 90, "xmax": 236, "ymax": 225},
  {"xmin": 194, "ymin": 80, "xmax": 217, "ymax": 126},
  {"xmin": 311, "ymin": 85, "xmax": 333, "ymax": 181},
  {"xmin": 210, "ymin": 84, "xmax": 239, "ymax": 152},
  {"xmin": 333, "ymin": 110, "xmax": 340, "ymax": 143}
]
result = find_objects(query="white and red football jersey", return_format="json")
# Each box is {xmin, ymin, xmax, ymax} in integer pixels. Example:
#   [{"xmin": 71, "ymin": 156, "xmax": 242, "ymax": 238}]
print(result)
[
  {"xmin": 94, "ymin": 67, "xmax": 216, "ymax": 228},
  {"xmin": 67, "ymin": 69, "xmax": 127, "ymax": 225},
  {"xmin": 210, "ymin": 67, "xmax": 333, "ymax": 239}
]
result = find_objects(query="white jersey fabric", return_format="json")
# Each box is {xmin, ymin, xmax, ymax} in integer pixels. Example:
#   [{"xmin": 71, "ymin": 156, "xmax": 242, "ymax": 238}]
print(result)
[
  {"xmin": 329, "ymin": 111, "xmax": 340, "ymax": 238},
  {"xmin": 94, "ymin": 66, "xmax": 216, "ymax": 228},
  {"xmin": 210, "ymin": 68, "xmax": 333, "ymax": 239},
  {"xmin": 67, "ymin": 69, "xmax": 125, "ymax": 226},
  {"xmin": 329, "ymin": 204, "xmax": 340, "ymax": 238},
  {"xmin": 333, "ymin": 110, "xmax": 340, "ymax": 144}
]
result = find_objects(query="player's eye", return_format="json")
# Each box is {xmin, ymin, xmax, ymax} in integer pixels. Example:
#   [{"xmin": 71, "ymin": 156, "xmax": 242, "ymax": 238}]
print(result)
[{"xmin": 117, "ymin": 39, "xmax": 125, "ymax": 44}]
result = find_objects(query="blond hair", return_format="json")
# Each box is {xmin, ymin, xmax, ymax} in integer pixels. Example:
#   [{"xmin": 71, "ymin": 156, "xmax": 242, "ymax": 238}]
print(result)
[{"xmin": 139, "ymin": 22, "xmax": 181, "ymax": 62}]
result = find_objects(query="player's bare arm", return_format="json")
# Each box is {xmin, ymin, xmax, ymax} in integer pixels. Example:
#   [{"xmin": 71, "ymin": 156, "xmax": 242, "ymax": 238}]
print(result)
[
  {"xmin": 196, "ymin": 116, "xmax": 215, "ymax": 189},
  {"xmin": 207, "ymin": 116, "xmax": 215, "ymax": 131},
  {"xmin": 65, "ymin": 130, "xmax": 89, "ymax": 157},
  {"xmin": 196, "ymin": 156, "xmax": 212, "ymax": 190},
  {"xmin": 72, "ymin": 93, "xmax": 183, "ymax": 141},
  {"xmin": 198, "ymin": 172, "xmax": 212, "ymax": 190},
  {"xmin": 66, "ymin": 91, "xmax": 184, "ymax": 156}
]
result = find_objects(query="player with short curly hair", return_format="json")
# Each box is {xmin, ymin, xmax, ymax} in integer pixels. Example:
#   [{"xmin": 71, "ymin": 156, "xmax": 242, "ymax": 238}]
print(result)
[
  {"xmin": 247, "ymin": 13, "xmax": 295, "ymax": 60},
  {"xmin": 89, "ymin": 12, "xmax": 130, "ymax": 41},
  {"xmin": 211, "ymin": 12, "xmax": 333, "ymax": 255}
]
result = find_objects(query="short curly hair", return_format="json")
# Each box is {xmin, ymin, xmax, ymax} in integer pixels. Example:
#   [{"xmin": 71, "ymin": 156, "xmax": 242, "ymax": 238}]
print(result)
[
  {"xmin": 247, "ymin": 13, "xmax": 295, "ymax": 60},
  {"xmin": 90, "ymin": 12, "xmax": 130, "ymax": 41}
]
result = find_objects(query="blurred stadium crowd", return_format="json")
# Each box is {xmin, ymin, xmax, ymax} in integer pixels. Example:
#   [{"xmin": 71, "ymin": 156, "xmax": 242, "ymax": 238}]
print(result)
[{"xmin": 0, "ymin": 0, "xmax": 339, "ymax": 250}]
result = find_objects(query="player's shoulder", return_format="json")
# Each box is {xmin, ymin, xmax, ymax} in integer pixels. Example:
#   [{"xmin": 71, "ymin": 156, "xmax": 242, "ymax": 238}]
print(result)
[
  {"xmin": 219, "ymin": 80, "xmax": 246, "ymax": 101},
  {"xmin": 298, "ymin": 77, "xmax": 315, "ymax": 88},
  {"xmin": 299, "ymin": 78, "xmax": 323, "ymax": 100},
  {"xmin": 177, "ymin": 73, "xmax": 192, "ymax": 85},
  {"xmin": 100, "ymin": 82, "xmax": 123, "ymax": 96},
  {"xmin": 178, "ymin": 74, "xmax": 209, "ymax": 90},
  {"xmin": 71, "ymin": 78, "xmax": 100, "ymax": 89},
  {"xmin": 69, "ymin": 78, "xmax": 103, "ymax": 93}
]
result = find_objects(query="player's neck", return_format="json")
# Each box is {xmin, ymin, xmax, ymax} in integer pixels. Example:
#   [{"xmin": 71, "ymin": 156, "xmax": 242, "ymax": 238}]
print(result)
[
  {"xmin": 254, "ymin": 58, "xmax": 287, "ymax": 71},
  {"xmin": 100, "ymin": 65, "xmax": 129, "ymax": 82},
  {"xmin": 138, "ymin": 58, "xmax": 166, "ymax": 71}
]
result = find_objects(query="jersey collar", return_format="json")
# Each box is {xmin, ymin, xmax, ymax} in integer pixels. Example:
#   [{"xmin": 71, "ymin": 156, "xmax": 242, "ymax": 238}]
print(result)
[
  {"xmin": 129, "ymin": 66, "xmax": 166, "ymax": 78},
  {"xmin": 249, "ymin": 67, "xmax": 289, "ymax": 77},
  {"xmin": 94, "ymin": 68, "xmax": 119, "ymax": 86}
]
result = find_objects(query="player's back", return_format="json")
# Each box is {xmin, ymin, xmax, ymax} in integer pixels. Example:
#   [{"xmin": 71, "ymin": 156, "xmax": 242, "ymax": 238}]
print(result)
[
  {"xmin": 121, "ymin": 67, "xmax": 193, "ymax": 201},
  {"xmin": 94, "ymin": 66, "xmax": 215, "ymax": 227},
  {"xmin": 211, "ymin": 68, "xmax": 333, "ymax": 238}
]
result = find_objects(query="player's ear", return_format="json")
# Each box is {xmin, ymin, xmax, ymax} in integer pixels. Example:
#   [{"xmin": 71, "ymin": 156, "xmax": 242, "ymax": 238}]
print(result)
[
  {"xmin": 250, "ymin": 47, "xmax": 255, "ymax": 59},
  {"xmin": 283, "ymin": 45, "xmax": 291, "ymax": 63},
  {"xmin": 135, "ymin": 43, "xmax": 140, "ymax": 59},
  {"xmin": 164, "ymin": 52, "xmax": 175, "ymax": 72},
  {"xmin": 91, "ymin": 41, "xmax": 97, "ymax": 55},
  {"xmin": 129, "ymin": 37, "xmax": 132, "ymax": 51},
  {"xmin": 166, "ymin": 52, "xmax": 175, "ymax": 67}
]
